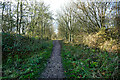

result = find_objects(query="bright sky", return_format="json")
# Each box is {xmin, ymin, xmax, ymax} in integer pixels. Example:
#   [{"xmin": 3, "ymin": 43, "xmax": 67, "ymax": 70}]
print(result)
[
  {"xmin": 43, "ymin": 0, "xmax": 69, "ymax": 15},
  {"xmin": 42, "ymin": 0, "xmax": 70, "ymax": 34}
]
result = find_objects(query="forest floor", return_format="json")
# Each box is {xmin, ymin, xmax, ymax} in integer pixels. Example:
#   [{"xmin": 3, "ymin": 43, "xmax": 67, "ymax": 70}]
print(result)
[{"xmin": 40, "ymin": 40, "xmax": 65, "ymax": 78}]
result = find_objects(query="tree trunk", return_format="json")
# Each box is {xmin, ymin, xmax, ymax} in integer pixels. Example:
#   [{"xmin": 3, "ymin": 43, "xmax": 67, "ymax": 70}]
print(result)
[
  {"xmin": 2, "ymin": 2, "xmax": 5, "ymax": 32},
  {"xmin": 2, "ymin": 2, "xmax": 5, "ymax": 21},
  {"xmin": 19, "ymin": 0, "xmax": 23, "ymax": 34},
  {"xmin": 69, "ymin": 33, "xmax": 72, "ymax": 42},
  {"xmin": 17, "ymin": 1, "xmax": 19, "ymax": 33},
  {"xmin": 10, "ymin": 3, "xmax": 12, "ymax": 32}
]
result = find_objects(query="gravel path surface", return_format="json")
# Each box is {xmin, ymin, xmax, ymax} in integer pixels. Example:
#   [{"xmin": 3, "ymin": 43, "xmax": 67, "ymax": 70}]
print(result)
[{"xmin": 40, "ymin": 40, "xmax": 65, "ymax": 78}]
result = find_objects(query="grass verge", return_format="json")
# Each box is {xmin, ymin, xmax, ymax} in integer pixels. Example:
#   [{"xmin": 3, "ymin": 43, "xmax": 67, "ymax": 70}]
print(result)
[
  {"xmin": 61, "ymin": 43, "xmax": 119, "ymax": 78},
  {"xmin": 2, "ymin": 40, "xmax": 53, "ymax": 79}
]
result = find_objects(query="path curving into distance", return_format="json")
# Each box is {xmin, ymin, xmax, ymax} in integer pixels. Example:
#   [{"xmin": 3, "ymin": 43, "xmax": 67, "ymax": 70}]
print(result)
[{"xmin": 40, "ymin": 40, "xmax": 65, "ymax": 78}]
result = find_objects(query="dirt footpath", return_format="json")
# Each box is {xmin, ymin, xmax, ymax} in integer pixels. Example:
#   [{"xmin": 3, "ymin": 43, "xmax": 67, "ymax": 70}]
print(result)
[{"xmin": 40, "ymin": 40, "xmax": 65, "ymax": 78}]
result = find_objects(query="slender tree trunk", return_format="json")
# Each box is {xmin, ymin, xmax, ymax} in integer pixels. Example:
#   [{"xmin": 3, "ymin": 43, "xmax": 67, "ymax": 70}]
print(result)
[
  {"xmin": 43, "ymin": 24, "xmax": 45, "ymax": 34},
  {"xmin": 16, "ymin": 1, "xmax": 19, "ymax": 33},
  {"xmin": 69, "ymin": 33, "xmax": 72, "ymax": 42},
  {"xmin": 2, "ymin": 2, "xmax": 5, "ymax": 32},
  {"xmin": 116, "ymin": 2, "xmax": 120, "ymax": 41},
  {"xmin": 65, "ymin": 28, "xmax": 68, "ymax": 40},
  {"xmin": 19, "ymin": 0, "xmax": 22, "ymax": 34},
  {"xmin": 6, "ymin": 3, "xmax": 9, "ymax": 32},
  {"xmin": 10, "ymin": 3, "xmax": 12, "ymax": 32},
  {"xmin": 2, "ymin": 2, "xmax": 5, "ymax": 21},
  {"xmin": 22, "ymin": 24, "xmax": 25, "ymax": 35},
  {"xmin": 41, "ymin": 21, "xmax": 43, "ymax": 39}
]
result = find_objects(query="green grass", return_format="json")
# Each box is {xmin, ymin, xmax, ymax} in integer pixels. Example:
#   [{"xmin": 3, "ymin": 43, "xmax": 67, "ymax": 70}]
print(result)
[
  {"xmin": 2, "ymin": 33, "xmax": 53, "ymax": 79},
  {"xmin": 2, "ymin": 41, "xmax": 53, "ymax": 79},
  {"xmin": 61, "ymin": 43, "xmax": 119, "ymax": 78}
]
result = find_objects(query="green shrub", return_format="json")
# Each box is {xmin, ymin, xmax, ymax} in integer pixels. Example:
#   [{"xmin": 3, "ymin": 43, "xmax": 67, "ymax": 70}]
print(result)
[
  {"xmin": 2, "ymin": 32, "xmax": 51, "ymax": 61},
  {"xmin": 61, "ymin": 43, "xmax": 119, "ymax": 78},
  {"xmin": 2, "ymin": 32, "xmax": 53, "ymax": 79},
  {"xmin": 78, "ymin": 28, "xmax": 120, "ymax": 53}
]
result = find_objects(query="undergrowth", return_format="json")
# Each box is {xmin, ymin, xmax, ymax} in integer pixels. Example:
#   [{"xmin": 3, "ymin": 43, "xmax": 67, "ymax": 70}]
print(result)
[
  {"xmin": 61, "ymin": 43, "xmax": 119, "ymax": 78},
  {"xmin": 75, "ymin": 28, "xmax": 120, "ymax": 53},
  {"xmin": 2, "ymin": 33, "xmax": 53, "ymax": 79}
]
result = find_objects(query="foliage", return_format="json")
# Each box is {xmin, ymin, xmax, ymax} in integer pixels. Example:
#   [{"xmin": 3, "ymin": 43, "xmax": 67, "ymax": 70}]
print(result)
[
  {"xmin": 2, "ymin": 33, "xmax": 53, "ymax": 79},
  {"xmin": 61, "ymin": 43, "xmax": 119, "ymax": 78},
  {"xmin": 0, "ymin": 0, "xmax": 54, "ymax": 39},
  {"xmin": 82, "ymin": 28, "xmax": 120, "ymax": 53},
  {"xmin": 1, "ymin": 0, "xmax": 54, "ymax": 79},
  {"xmin": 2, "ymin": 33, "xmax": 50, "ymax": 59},
  {"xmin": 57, "ymin": 1, "xmax": 119, "ymax": 47}
]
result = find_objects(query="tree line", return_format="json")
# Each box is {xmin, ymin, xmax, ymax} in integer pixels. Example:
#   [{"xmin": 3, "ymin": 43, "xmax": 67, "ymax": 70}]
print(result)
[
  {"xmin": 0, "ymin": 0, "xmax": 54, "ymax": 40},
  {"xmin": 57, "ymin": 0, "xmax": 120, "ymax": 43}
]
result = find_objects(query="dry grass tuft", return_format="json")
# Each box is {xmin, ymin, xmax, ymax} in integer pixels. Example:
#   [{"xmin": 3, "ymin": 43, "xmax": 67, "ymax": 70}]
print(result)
[{"xmin": 75, "ymin": 29, "xmax": 120, "ymax": 53}]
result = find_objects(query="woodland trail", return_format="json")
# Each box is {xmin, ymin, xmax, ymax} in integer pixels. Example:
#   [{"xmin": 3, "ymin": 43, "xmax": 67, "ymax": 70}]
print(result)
[{"xmin": 40, "ymin": 40, "xmax": 65, "ymax": 78}]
